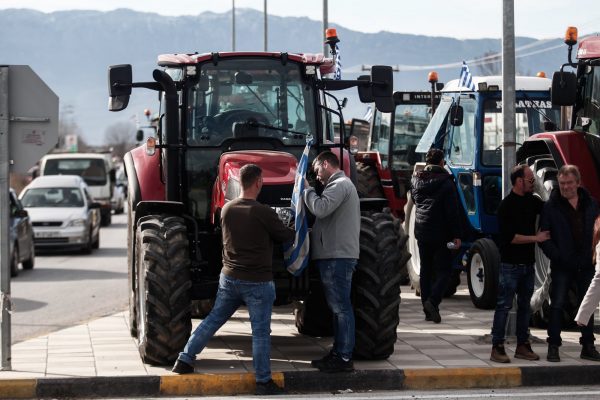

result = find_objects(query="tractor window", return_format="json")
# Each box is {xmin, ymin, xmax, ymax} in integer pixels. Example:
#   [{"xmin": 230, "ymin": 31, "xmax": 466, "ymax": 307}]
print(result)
[
  {"xmin": 574, "ymin": 66, "xmax": 600, "ymax": 136},
  {"xmin": 449, "ymin": 98, "xmax": 476, "ymax": 166},
  {"xmin": 392, "ymin": 104, "xmax": 430, "ymax": 169},
  {"xmin": 482, "ymin": 97, "xmax": 559, "ymax": 166},
  {"xmin": 371, "ymin": 111, "xmax": 391, "ymax": 168},
  {"xmin": 187, "ymin": 58, "xmax": 316, "ymax": 147}
]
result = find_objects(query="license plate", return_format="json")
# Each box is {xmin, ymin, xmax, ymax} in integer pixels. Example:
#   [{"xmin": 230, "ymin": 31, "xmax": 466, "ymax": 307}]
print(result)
[{"xmin": 35, "ymin": 231, "xmax": 59, "ymax": 238}]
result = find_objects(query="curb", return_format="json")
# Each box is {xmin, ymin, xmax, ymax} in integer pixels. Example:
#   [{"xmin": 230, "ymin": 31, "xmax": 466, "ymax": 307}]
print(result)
[{"xmin": 1, "ymin": 365, "xmax": 600, "ymax": 398}]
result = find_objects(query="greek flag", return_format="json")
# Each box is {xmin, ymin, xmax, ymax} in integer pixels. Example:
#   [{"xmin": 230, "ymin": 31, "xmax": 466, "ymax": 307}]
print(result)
[
  {"xmin": 459, "ymin": 61, "xmax": 476, "ymax": 91},
  {"xmin": 334, "ymin": 44, "xmax": 342, "ymax": 80},
  {"xmin": 283, "ymin": 138, "xmax": 314, "ymax": 276},
  {"xmin": 363, "ymin": 106, "xmax": 373, "ymax": 122}
]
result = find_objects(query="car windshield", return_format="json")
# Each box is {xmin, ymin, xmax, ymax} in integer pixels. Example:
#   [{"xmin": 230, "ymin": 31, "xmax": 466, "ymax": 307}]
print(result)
[
  {"xmin": 43, "ymin": 158, "xmax": 107, "ymax": 186},
  {"xmin": 21, "ymin": 187, "xmax": 84, "ymax": 208},
  {"xmin": 186, "ymin": 58, "xmax": 317, "ymax": 146}
]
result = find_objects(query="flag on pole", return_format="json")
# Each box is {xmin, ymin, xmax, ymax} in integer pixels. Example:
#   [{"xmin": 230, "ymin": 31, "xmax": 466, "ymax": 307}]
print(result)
[
  {"xmin": 459, "ymin": 61, "xmax": 476, "ymax": 91},
  {"xmin": 283, "ymin": 138, "xmax": 314, "ymax": 276},
  {"xmin": 363, "ymin": 106, "xmax": 373, "ymax": 122},
  {"xmin": 334, "ymin": 44, "xmax": 342, "ymax": 80}
]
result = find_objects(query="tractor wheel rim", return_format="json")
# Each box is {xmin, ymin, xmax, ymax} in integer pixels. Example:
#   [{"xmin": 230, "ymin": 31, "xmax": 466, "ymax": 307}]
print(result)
[{"xmin": 470, "ymin": 253, "xmax": 485, "ymax": 298}]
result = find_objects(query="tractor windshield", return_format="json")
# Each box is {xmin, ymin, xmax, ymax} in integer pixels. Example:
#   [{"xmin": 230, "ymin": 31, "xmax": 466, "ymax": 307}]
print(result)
[
  {"xmin": 574, "ymin": 65, "xmax": 600, "ymax": 137},
  {"xmin": 481, "ymin": 95, "xmax": 560, "ymax": 166},
  {"xmin": 187, "ymin": 58, "xmax": 316, "ymax": 146}
]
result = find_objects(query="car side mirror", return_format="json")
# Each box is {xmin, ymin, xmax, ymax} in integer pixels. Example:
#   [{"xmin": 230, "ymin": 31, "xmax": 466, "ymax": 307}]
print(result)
[
  {"xmin": 16, "ymin": 209, "xmax": 28, "ymax": 218},
  {"xmin": 450, "ymin": 104, "xmax": 464, "ymax": 126},
  {"xmin": 89, "ymin": 202, "xmax": 101, "ymax": 209},
  {"xmin": 108, "ymin": 64, "xmax": 132, "ymax": 111},
  {"xmin": 551, "ymin": 71, "xmax": 577, "ymax": 106}
]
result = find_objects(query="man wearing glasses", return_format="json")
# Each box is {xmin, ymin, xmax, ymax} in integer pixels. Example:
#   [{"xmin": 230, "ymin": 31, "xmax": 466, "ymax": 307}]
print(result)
[{"xmin": 490, "ymin": 164, "xmax": 549, "ymax": 363}]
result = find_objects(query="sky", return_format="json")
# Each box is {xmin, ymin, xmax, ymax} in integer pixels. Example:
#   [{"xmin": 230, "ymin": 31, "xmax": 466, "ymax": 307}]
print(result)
[{"xmin": 1, "ymin": 0, "xmax": 599, "ymax": 40}]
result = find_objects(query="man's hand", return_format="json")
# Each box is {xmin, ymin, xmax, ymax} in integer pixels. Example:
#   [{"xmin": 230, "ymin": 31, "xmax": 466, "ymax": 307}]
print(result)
[
  {"xmin": 535, "ymin": 230, "xmax": 551, "ymax": 243},
  {"xmin": 303, "ymin": 178, "xmax": 311, "ymax": 189}
]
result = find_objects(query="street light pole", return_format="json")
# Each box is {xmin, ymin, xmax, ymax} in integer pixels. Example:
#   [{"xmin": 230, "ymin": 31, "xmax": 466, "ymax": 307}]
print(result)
[
  {"xmin": 232, "ymin": 0, "xmax": 236, "ymax": 51},
  {"xmin": 264, "ymin": 0, "xmax": 268, "ymax": 51},
  {"xmin": 323, "ymin": 0, "xmax": 328, "ymax": 56}
]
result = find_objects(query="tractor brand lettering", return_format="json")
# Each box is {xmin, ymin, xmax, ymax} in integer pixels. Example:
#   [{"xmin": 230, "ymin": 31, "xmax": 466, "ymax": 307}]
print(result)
[{"xmin": 494, "ymin": 100, "xmax": 552, "ymax": 109}]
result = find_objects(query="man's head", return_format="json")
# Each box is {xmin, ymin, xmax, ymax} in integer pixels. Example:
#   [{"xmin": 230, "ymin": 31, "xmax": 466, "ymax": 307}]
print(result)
[
  {"xmin": 239, "ymin": 163, "xmax": 263, "ymax": 197},
  {"xmin": 312, "ymin": 151, "xmax": 340, "ymax": 184},
  {"xmin": 557, "ymin": 164, "xmax": 581, "ymax": 200},
  {"xmin": 510, "ymin": 164, "xmax": 535, "ymax": 194},
  {"xmin": 425, "ymin": 148, "xmax": 444, "ymax": 167}
]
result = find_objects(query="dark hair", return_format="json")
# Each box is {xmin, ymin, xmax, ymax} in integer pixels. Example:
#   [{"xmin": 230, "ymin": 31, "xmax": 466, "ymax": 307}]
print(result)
[
  {"xmin": 239, "ymin": 164, "xmax": 262, "ymax": 190},
  {"xmin": 425, "ymin": 148, "xmax": 444, "ymax": 165},
  {"xmin": 313, "ymin": 151, "xmax": 339, "ymax": 168},
  {"xmin": 593, "ymin": 216, "xmax": 600, "ymax": 264},
  {"xmin": 510, "ymin": 164, "xmax": 528, "ymax": 186},
  {"xmin": 558, "ymin": 164, "xmax": 581, "ymax": 183}
]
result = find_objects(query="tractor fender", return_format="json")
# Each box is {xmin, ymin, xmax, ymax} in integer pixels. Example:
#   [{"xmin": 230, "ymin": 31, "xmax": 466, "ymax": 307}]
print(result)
[{"xmin": 123, "ymin": 145, "xmax": 166, "ymax": 214}]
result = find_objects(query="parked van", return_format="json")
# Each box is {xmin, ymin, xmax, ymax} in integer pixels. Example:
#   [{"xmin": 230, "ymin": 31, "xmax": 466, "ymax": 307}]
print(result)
[{"xmin": 39, "ymin": 153, "xmax": 115, "ymax": 226}]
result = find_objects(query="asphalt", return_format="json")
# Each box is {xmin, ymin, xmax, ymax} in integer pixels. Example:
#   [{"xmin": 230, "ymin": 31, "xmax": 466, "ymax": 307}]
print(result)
[{"xmin": 2, "ymin": 280, "xmax": 600, "ymax": 398}]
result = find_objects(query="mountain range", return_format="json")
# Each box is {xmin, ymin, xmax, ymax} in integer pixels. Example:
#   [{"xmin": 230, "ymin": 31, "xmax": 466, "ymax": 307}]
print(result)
[{"xmin": 0, "ymin": 8, "xmax": 581, "ymax": 145}]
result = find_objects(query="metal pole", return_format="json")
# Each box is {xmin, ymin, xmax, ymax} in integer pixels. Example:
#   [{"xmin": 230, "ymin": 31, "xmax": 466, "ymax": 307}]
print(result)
[
  {"xmin": 502, "ymin": 0, "xmax": 518, "ymax": 339},
  {"xmin": 232, "ymin": 0, "xmax": 236, "ymax": 51},
  {"xmin": 264, "ymin": 0, "xmax": 267, "ymax": 52},
  {"xmin": 0, "ymin": 66, "xmax": 12, "ymax": 370},
  {"xmin": 323, "ymin": 0, "xmax": 328, "ymax": 56}
]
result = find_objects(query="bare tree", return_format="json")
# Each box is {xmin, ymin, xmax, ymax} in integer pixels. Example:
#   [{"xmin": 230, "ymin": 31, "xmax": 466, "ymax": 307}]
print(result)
[
  {"xmin": 104, "ymin": 120, "xmax": 137, "ymax": 159},
  {"xmin": 477, "ymin": 51, "xmax": 502, "ymax": 76}
]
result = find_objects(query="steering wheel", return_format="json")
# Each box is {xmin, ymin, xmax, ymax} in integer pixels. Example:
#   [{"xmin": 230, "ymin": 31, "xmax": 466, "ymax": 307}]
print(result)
[{"xmin": 214, "ymin": 109, "xmax": 270, "ymax": 134}]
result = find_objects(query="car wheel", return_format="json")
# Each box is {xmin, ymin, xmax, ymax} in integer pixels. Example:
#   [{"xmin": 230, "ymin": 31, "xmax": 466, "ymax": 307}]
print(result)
[
  {"xmin": 22, "ymin": 241, "xmax": 35, "ymax": 270},
  {"xmin": 82, "ymin": 230, "xmax": 93, "ymax": 254},
  {"xmin": 10, "ymin": 244, "xmax": 19, "ymax": 277}
]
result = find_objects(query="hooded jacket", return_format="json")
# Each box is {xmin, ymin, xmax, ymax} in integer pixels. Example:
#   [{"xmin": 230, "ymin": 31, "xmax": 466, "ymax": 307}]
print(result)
[
  {"xmin": 539, "ymin": 187, "xmax": 599, "ymax": 271},
  {"xmin": 411, "ymin": 164, "xmax": 461, "ymax": 243}
]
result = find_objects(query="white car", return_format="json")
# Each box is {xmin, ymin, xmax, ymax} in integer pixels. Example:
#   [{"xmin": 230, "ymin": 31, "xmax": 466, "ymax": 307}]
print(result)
[{"xmin": 19, "ymin": 175, "xmax": 101, "ymax": 253}]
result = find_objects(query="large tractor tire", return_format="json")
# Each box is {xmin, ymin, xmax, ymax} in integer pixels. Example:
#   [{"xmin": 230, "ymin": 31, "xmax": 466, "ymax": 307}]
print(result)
[
  {"xmin": 353, "ymin": 210, "xmax": 403, "ymax": 360},
  {"xmin": 527, "ymin": 156, "xmax": 577, "ymax": 328},
  {"xmin": 135, "ymin": 214, "xmax": 192, "ymax": 365},
  {"xmin": 356, "ymin": 162, "xmax": 384, "ymax": 198},
  {"xmin": 127, "ymin": 196, "xmax": 137, "ymax": 338},
  {"xmin": 467, "ymin": 238, "xmax": 500, "ymax": 309}
]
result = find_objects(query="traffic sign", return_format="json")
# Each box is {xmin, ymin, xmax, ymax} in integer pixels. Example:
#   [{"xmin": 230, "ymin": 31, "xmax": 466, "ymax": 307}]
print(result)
[{"xmin": 7, "ymin": 65, "xmax": 58, "ymax": 173}]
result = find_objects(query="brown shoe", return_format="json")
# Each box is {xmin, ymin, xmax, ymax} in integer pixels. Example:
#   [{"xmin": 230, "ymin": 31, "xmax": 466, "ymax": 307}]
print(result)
[
  {"xmin": 490, "ymin": 344, "xmax": 510, "ymax": 363},
  {"xmin": 515, "ymin": 342, "xmax": 540, "ymax": 361}
]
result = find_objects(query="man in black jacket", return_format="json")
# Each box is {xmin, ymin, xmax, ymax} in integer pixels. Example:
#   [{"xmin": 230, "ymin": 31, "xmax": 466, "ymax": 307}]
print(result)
[
  {"xmin": 539, "ymin": 164, "xmax": 600, "ymax": 362},
  {"xmin": 411, "ymin": 148, "xmax": 462, "ymax": 323}
]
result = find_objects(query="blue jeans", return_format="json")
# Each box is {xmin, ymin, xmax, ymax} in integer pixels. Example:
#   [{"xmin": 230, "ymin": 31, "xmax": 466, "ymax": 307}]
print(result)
[
  {"xmin": 177, "ymin": 273, "xmax": 276, "ymax": 383},
  {"xmin": 547, "ymin": 268, "xmax": 595, "ymax": 346},
  {"xmin": 491, "ymin": 263, "xmax": 535, "ymax": 346},
  {"xmin": 417, "ymin": 241, "xmax": 452, "ymax": 307},
  {"xmin": 316, "ymin": 258, "xmax": 357, "ymax": 360}
]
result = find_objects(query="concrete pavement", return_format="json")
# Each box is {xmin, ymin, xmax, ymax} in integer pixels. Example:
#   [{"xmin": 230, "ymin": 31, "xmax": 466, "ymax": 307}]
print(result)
[{"xmin": 2, "ymin": 282, "xmax": 600, "ymax": 398}]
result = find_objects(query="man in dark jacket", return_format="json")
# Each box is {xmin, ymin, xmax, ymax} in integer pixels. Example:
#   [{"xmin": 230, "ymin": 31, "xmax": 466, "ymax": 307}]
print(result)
[
  {"xmin": 539, "ymin": 164, "xmax": 600, "ymax": 362},
  {"xmin": 411, "ymin": 148, "xmax": 461, "ymax": 323}
]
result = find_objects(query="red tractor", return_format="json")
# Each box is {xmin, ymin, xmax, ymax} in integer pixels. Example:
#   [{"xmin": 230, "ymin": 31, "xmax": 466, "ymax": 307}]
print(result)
[
  {"xmin": 517, "ymin": 27, "xmax": 600, "ymax": 325},
  {"xmin": 108, "ymin": 32, "xmax": 405, "ymax": 365}
]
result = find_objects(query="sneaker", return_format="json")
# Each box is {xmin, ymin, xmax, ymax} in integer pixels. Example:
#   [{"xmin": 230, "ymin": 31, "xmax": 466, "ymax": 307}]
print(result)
[
  {"xmin": 255, "ymin": 379, "xmax": 286, "ymax": 396},
  {"xmin": 317, "ymin": 354, "xmax": 354, "ymax": 373},
  {"xmin": 311, "ymin": 351, "xmax": 335, "ymax": 369},
  {"xmin": 490, "ymin": 344, "xmax": 510, "ymax": 363},
  {"xmin": 580, "ymin": 344, "xmax": 600, "ymax": 361},
  {"xmin": 423, "ymin": 300, "xmax": 441, "ymax": 323},
  {"xmin": 171, "ymin": 359, "xmax": 194, "ymax": 374},
  {"xmin": 514, "ymin": 342, "xmax": 540, "ymax": 361},
  {"xmin": 547, "ymin": 344, "xmax": 560, "ymax": 362}
]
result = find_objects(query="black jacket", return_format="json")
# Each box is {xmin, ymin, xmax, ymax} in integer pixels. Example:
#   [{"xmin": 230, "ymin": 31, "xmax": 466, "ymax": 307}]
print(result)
[
  {"xmin": 539, "ymin": 187, "xmax": 599, "ymax": 271},
  {"xmin": 411, "ymin": 165, "xmax": 462, "ymax": 243}
]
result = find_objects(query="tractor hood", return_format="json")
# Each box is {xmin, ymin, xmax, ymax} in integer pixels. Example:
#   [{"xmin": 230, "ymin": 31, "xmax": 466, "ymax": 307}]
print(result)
[{"xmin": 212, "ymin": 150, "xmax": 298, "ymax": 222}]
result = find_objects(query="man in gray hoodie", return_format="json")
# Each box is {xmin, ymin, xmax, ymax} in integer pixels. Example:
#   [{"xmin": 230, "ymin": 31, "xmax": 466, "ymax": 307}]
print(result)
[{"xmin": 304, "ymin": 151, "xmax": 360, "ymax": 373}]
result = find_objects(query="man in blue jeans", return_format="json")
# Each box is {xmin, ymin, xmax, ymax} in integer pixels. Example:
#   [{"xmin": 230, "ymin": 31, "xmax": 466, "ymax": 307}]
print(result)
[
  {"xmin": 172, "ymin": 164, "xmax": 295, "ymax": 396},
  {"xmin": 490, "ymin": 164, "xmax": 549, "ymax": 363},
  {"xmin": 304, "ymin": 151, "xmax": 360, "ymax": 373}
]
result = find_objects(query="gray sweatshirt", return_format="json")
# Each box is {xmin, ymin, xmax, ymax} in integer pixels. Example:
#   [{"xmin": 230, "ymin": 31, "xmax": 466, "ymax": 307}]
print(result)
[{"xmin": 303, "ymin": 170, "xmax": 360, "ymax": 260}]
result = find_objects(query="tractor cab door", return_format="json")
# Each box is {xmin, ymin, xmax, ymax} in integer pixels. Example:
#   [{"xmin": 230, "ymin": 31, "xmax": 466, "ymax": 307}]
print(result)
[{"xmin": 388, "ymin": 91, "xmax": 440, "ymax": 203}]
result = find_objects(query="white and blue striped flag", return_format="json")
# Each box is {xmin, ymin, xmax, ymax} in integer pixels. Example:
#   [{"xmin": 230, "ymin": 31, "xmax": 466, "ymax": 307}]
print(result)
[
  {"xmin": 334, "ymin": 44, "xmax": 342, "ymax": 80},
  {"xmin": 459, "ymin": 61, "xmax": 476, "ymax": 91},
  {"xmin": 283, "ymin": 138, "xmax": 314, "ymax": 276},
  {"xmin": 363, "ymin": 106, "xmax": 373, "ymax": 122}
]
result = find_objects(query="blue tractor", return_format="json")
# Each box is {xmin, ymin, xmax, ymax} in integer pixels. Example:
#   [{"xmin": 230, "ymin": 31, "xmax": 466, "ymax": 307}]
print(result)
[{"xmin": 403, "ymin": 75, "xmax": 560, "ymax": 309}]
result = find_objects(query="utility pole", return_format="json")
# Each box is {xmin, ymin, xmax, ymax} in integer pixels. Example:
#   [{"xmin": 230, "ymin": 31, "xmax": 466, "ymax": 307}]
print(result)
[
  {"xmin": 264, "ymin": 0, "xmax": 268, "ymax": 51},
  {"xmin": 232, "ymin": 0, "xmax": 236, "ymax": 51},
  {"xmin": 323, "ymin": 0, "xmax": 328, "ymax": 56}
]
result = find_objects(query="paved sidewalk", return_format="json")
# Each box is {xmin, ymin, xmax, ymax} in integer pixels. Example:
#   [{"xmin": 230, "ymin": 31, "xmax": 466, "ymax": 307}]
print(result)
[{"xmin": 2, "ymin": 282, "xmax": 600, "ymax": 397}]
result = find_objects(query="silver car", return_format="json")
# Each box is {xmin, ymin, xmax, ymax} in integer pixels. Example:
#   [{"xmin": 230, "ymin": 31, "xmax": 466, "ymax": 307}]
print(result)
[
  {"xmin": 9, "ymin": 188, "xmax": 35, "ymax": 277},
  {"xmin": 20, "ymin": 175, "xmax": 101, "ymax": 253}
]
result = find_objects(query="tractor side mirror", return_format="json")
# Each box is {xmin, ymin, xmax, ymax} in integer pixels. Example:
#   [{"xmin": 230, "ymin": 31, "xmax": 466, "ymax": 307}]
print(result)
[
  {"xmin": 551, "ymin": 71, "xmax": 577, "ymax": 106},
  {"xmin": 108, "ymin": 64, "xmax": 132, "ymax": 111},
  {"xmin": 371, "ymin": 66, "xmax": 394, "ymax": 113},
  {"xmin": 450, "ymin": 104, "xmax": 464, "ymax": 126},
  {"xmin": 136, "ymin": 129, "xmax": 144, "ymax": 142},
  {"xmin": 357, "ymin": 75, "xmax": 374, "ymax": 103}
]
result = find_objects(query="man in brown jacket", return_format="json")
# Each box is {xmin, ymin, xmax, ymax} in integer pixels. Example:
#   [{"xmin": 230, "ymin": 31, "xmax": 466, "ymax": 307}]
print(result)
[{"xmin": 172, "ymin": 164, "xmax": 294, "ymax": 395}]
